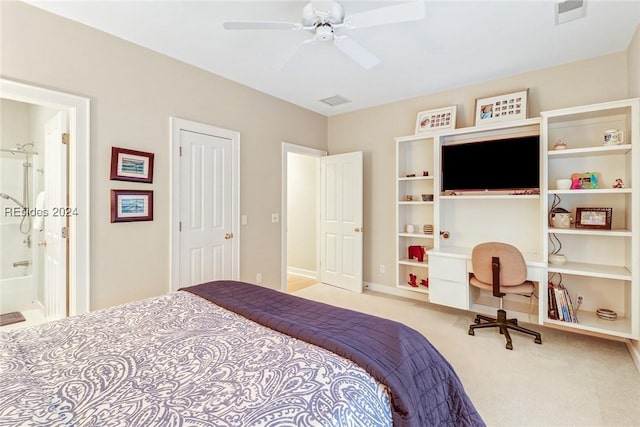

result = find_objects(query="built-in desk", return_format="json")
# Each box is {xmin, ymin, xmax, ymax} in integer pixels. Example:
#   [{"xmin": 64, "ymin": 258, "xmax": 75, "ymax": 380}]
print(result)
[{"xmin": 427, "ymin": 247, "xmax": 545, "ymax": 324}]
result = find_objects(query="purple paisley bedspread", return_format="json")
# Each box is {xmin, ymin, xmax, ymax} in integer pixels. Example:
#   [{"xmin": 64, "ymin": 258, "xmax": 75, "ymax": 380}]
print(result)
[{"xmin": 183, "ymin": 280, "xmax": 485, "ymax": 427}]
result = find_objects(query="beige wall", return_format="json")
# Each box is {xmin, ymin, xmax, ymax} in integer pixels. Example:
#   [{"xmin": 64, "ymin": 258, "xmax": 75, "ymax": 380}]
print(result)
[
  {"xmin": 1, "ymin": 1, "xmax": 328, "ymax": 309},
  {"xmin": 286, "ymin": 152, "xmax": 318, "ymax": 273},
  {"xmin": 328, "ymin": 52, "xmax": 629, "ymax": 290},
  {"xmin": 629, "ymin": 22, "xmax": 640, "ymax": 98}
]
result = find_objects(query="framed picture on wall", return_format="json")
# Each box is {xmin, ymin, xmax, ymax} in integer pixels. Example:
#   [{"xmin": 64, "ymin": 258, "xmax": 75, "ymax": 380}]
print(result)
[
  {"xmin": 110, "ymin": 147, "xmax": 154, "ymax": 183},
  {"xmin": 474, "ymin": 89, "xmax": 528, "ymax": 126},
  {"xmin": 415, "ymin": 105, "xmax": 457, "ymax": 134},
  {"xmin": 111, "ymin": 190, "xmax": 154, "ymax": 222}
]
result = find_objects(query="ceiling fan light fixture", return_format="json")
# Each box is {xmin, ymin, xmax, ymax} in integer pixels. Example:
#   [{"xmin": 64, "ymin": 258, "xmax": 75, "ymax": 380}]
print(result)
[{"xmin": 319, "ymin": 95, "xmax": 351, "ymax": 107}]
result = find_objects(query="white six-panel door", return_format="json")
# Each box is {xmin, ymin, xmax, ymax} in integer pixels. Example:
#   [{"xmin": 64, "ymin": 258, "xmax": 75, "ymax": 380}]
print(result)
[
  {"xmin": 178, "ymin": 129, "xmax": 234, "ymax": 287},
  {"xmin": 320, "ymin": 151, "xmax": 363, "ymax": 292}
]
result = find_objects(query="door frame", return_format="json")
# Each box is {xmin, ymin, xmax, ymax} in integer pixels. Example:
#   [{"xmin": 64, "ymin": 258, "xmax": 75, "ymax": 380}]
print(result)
[
  {"xmin": 280, "ymin": 142, "xmax": 326, "ymax": 291},
  {"xmin": 0, "ymin": 78, "xmax": 90, "ymax": 316},
  {"xmin": 169, "ymin": 117, "xmax": 240, "ymax": 291}
]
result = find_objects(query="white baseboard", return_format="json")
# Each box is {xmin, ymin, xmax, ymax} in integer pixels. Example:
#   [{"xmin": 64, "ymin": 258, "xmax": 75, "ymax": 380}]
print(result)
[
  {"xmin": 364, "ymin": 281, "xmax": 429, "ymax": 302},
  {"xmin": 287, "ymin": 267, "xmax": 317, "ymax": 279},
  {"xmin": 626, "ymin": 340, "xmax": 640, "ymax": 374}
]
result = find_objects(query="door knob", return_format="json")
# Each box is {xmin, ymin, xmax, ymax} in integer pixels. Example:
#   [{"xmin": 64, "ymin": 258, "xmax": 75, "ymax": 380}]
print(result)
[
  {"xmin": 224, "ymin": 233, "xmax": 233, "ymax": 240},
  {"xmin": 354, "ymin": 227, "xmax": 363, "ymax": 232}
]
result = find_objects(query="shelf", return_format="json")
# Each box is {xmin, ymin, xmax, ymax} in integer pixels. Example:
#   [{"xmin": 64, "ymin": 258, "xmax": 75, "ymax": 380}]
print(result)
[
  {"xmin": 398, "ymin": 232, "xmax": 434, "ymax": 239},
  {"xmin": 547, "ymin": 261, "xmax": 631, "ymax": 280},
  {"xmin": 398, "ymin": 176, "xmax": 434, "ymax": 181},
  {"xmin": 548, "ymin": 188, "xmax": 632, "ymax": 195},
  {"xmin": 397, "ymin": 283, "xmax": 429, "ymax": 294},
  {"xmin": 398, "ymin": 201, "xmax": 434, "ymax": 205},
  {"xmin": 548, "ymin": 227, "xmax": 632, "ymax": 237},
  {"xmin": 548, "ymin": 144, "xmax": 632, "ymax": 158},
  {"xmin": 545, "ymin": 310, "xmax": 633, "ymax": 339},
  {"xmin": 398, "ymin": 258, "xmax": 429, "ymax": 268}
]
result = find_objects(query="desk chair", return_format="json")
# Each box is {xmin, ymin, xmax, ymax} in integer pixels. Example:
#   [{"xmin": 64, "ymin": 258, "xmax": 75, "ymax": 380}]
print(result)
[{"xmin": 468, "ymin": 242, "xmax": 542, "ymax": 350}]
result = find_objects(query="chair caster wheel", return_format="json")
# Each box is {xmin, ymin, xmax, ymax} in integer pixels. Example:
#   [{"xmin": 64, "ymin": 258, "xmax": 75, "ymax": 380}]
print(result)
[
  {"xmin": 506, "ymin": 342, "xmax": 513, "ymax": 350},
  {"xmin": 468, "ymin": 329, "xmax": 475, "ymax": 336},
  {"xmin": 535, "ymin": 337, "xmax": 542, "ymax": 344}
]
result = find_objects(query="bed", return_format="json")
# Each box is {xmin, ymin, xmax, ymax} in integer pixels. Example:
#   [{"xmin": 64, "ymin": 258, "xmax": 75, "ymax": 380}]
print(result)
[{"xmin": 0, "ymin": 280, "xmax": 484, "ymax": 426}]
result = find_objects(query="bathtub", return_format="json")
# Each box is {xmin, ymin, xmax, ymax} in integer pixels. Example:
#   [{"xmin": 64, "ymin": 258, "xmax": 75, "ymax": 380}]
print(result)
[{"xmin": 0, "ymin": 275, "xmax": 40, "ymax": 314}]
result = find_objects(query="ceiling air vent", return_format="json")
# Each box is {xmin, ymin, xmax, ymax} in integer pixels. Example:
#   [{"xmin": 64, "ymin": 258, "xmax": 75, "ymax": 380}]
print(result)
[
  {"xmin": 319, "ymin": 95, "xmax": 351, "ymax": 107},
  {"xmin": 555, "ymin": 0, "xmax": 586, "ymax": 25}
]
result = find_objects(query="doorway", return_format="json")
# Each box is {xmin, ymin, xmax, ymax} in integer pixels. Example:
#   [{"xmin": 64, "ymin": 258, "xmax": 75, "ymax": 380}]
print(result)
[{"xmin": 0, "ymin": 79, "xmax": 90, "ymax": 326}]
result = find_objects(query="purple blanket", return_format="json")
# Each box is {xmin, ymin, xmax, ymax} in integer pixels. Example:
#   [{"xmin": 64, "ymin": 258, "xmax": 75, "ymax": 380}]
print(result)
[{"xmin": 183, "ymin": 280, "xmax": 485, "ymax": 427}]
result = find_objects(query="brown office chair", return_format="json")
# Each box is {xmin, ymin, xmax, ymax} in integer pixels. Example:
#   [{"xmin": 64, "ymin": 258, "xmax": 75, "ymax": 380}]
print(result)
[{"xmin": 468, "ymin": 242, "xmax": 542, "ymax": 350}]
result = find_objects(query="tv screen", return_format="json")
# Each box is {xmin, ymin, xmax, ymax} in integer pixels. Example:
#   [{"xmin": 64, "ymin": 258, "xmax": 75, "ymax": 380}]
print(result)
[{"xmin": 441, "ymin": 135, "xmax": 540, "ymax": 192}]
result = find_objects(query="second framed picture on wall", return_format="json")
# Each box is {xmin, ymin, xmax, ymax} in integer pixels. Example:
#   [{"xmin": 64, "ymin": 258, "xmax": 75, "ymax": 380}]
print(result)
[
  {"xmin": 110, "ymin": 147, "xmax": 154, "ymax": 183},
  {"xmin": 111, "ymin": 190, "xmax": 154, "ymax": 223},
  {"xmin": 474, "ymin": 89, "xmax": 528, "ymax": 126},
  {"xmin": 415, "ymin": 105, "xmax": 457, "ymax": 134}
]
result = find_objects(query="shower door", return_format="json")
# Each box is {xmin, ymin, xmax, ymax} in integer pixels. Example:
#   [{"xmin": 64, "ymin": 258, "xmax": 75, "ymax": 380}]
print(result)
[{"xmin": 43, "ymin": 111, "xmax": 68, "ymax": 321}]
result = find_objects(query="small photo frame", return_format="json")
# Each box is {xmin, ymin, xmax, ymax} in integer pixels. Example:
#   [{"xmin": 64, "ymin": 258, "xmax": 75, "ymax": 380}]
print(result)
[
  {"xmin": 575, "ymin": 207, "xmax": 612, "ymax": 230},
  {"xmin": 474, "ymin": 89, "xmax": 528, "ymax": 126},
  {"xmin": 415, "ymin": 106, "xmax": 457, "ymax": 134},
  {"xmin": 110, "ymin": 147, "xmax": 154, "ymax": 183},
  {"xmin": 111, "ymin": 190, "xmax": 154, "ymax": 223}
]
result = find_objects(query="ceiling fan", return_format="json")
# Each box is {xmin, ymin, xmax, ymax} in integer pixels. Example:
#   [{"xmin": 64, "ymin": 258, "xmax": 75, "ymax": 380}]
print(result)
[{"xmin": 222, "ymin": 1, "xmax": 426, "ymax": 70}]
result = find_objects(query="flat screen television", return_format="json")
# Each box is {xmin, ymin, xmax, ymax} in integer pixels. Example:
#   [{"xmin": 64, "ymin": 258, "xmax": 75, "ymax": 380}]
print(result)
[{"xmin": 441, "ymin": 135, "xmax": 540, "ymax": 192}]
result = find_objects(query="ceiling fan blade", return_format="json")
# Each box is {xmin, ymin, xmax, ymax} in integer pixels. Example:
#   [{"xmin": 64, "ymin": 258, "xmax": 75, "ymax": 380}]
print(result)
[
  {"xmin": 278, "ymin": 38, "xmax": 317, "ymax": 71},
  {"xmin": 346, "ymin": 1, "xmax": 426, "ymax": 29},
  {"xmin": 223, "ymin": 21, "xmax": 303, "ymax": 31},
  {"xmin": 334, "ymin": 36, "xmax": 380, "ymax": 70}
]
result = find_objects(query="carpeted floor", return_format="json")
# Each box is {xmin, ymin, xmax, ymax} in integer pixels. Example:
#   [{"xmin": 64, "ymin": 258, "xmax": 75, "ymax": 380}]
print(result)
[{"xmin": 293, "ymin": 283, "xmax": 640, "ymax": 427}]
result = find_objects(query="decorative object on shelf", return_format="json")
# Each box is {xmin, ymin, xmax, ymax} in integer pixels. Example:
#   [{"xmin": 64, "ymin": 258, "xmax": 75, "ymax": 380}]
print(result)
[
  {"xmin": 575, "ymin": 207, "xmax": 612, "ymax": 230},
  {"xmin": 553, "ymin": 139, "xmax": 568, "ymax": 150},
  {"xmin": 405, "ymin": 224, "xmax": 415, "ymax": 233},
  {"xmin": 405, "ymin": 173, "xmax": 416, "ymax": 177},
  {"xmin": 404, "ymin": 195, "xmax": 414, "ymax": 201},
  {"xmin": 110, "ymin": 147, "xmax": 154, "ymax": 183},
  {"xmin": 474, "ymin": 89, "xmax": 528, "ymax": 126},
  {"xmin": 548, "ymin": 253, "xmax": 567, "ymax": 265},
  {"xmin": 420, "ymin": 278, "xmax": 429, "ymax": 288},
  {"xmin": 549, "ymin": 195, "xmax": 571, "ymax": 229},
  {"xmin": 596, "ymin": 308, "xmax": 618, "ymax": 321},
  {"xmin": 421, "ymin": 194, "xmax": 433, "ymax": 202},
  {"xmin": 613, "ymin": 178, "xmax": 625, "ymax": 189},
  {"xmin": 422, "ymin": 171, "xmax": 429, "ymax": 176},
  {"xmin": 603, "ymin": 129, "xmax": 624, "ymax": 146},
  {"xmin": 111, "ymin": 189, "xmax": 154, "ymax": 223},
  {"xmin": 556, "ymin": 178, "xmax": 572, "ymax": 190},
  {"xmin": 407, "ymin": 245, "xmax": 426, "ymax": 262},
  {"xmin": 423, "ymin": 224, "xmax": 433, "ymax": 234},
  {"xmin": 414, "ymin": 105, "xmax": 457, "ymax": 134},
  {"xmin": 571, "ymin": 172, "xmax": 598, "ymax": 189},
  {"xmin": 408, "ymin": 273, "xmax": 418, "ymax": 288},
  {"xmin": 439, "ymin": 230, "xmax": 450, "ymax": 239}
]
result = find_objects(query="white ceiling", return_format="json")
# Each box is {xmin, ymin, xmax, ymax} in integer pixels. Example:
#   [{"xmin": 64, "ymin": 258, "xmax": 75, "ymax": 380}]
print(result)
[{"xmin": 23, "ymin": 1, "xmax": 640, "ymax": 116}]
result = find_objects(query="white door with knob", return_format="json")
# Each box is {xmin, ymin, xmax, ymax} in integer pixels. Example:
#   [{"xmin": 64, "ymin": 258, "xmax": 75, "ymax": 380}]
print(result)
[
  {"xmin": 171, "ymin": 118, "xmax": 239, "ymax": 290},
  {"xmin": 320, "ymin": 151, "xmax": 363, "ymax": 292}
]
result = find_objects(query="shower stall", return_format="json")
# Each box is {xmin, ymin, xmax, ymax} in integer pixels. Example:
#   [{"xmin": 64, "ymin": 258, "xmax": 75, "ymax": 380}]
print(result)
[{"xmin": 0, "ymin": 98, "xmax": 52, "ymax": 327}]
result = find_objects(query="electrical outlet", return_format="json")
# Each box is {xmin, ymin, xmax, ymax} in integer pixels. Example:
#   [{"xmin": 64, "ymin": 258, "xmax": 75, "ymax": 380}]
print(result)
[
  {"xmin": 256, "ymin": 273, "xmax": 262, "ymax": 284},
  {"xmin": 380, "ymin": 264, "xmax": 385, "ymax": 274},
  {"xmin": 271, "ymin": 213, "xmax": 279, "ymax": 223},
  {"xmin": 241, "ymin": 215, "xmax": 247, "ymax": 225}
]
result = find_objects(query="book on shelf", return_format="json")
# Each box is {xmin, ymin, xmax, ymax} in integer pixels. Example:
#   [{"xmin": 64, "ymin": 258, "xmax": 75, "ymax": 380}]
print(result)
[{"xmin": 548, "ymin": 282, "xmax": 578, "ymax": 323}]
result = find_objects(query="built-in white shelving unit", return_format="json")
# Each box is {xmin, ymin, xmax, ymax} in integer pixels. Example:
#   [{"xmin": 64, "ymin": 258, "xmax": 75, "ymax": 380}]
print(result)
[{"xmin": 393, "ymin": 99, "xmax": 639, "ymax": 341}]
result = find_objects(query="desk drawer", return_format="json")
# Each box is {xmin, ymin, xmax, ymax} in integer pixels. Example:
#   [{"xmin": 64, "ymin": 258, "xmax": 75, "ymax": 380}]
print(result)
[
  {"xmin": 429, "ymin": 256, "xmax": 468, "ymax": 283},
  {"xmin": 429, "ymin": 278, "xmax": 469, "ymax": 310}
]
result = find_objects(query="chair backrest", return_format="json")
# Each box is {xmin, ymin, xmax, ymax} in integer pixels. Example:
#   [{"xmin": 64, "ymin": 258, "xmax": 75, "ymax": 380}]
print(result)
[{"xmin": 471, "ymin": 242, "xmax": 527, "ymax": 287}]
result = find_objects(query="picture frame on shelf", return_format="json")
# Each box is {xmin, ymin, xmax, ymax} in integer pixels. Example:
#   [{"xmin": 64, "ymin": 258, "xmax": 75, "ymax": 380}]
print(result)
[
  {"xmin": 415, "ymin": 105, "xmax": 457, "ymax": 134},
  {"xmin": 110, "ymin": 147, "xmax": 154, "ymax": 183},
  {"xmin": 575, "ymin": 207, "xmax": 612, "ymax": 230},
  {"xmin": 111, "ymin": 190, "xmax": 154, "ymax": 223},
  {"xmin": 474, "ymin": 89, "xmax": 528, "ymax": 126}
]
